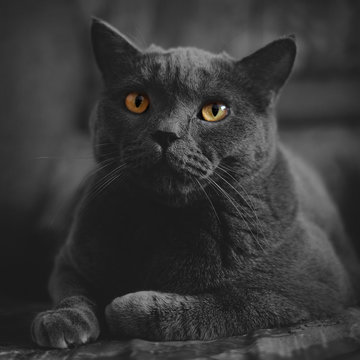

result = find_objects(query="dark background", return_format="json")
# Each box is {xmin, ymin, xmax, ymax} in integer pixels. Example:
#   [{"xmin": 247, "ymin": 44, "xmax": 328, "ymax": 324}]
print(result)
[{"xmin": 0, "ymin": 0, "xmax": 359, "ymax": 301}]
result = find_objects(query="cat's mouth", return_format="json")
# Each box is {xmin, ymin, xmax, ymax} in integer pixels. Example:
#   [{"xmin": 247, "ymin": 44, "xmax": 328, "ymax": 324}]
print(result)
[
  {"xmin": 164, "ymin": 152, "xmax": 213, "ymax": 180},
  {"xmin": 151, "ymin": 159, "xmax": 198, "ymax": 185},
  {"xmin": 129, "ymin": 155, "xmax": 212, "ymax": 204},
  {"xmin": 123, "ymin": 141, "xmax": 215, "ymax": 203},
  {"xmin": 141, "ymin": 152, "xmax": 215, "ymax": 205}
]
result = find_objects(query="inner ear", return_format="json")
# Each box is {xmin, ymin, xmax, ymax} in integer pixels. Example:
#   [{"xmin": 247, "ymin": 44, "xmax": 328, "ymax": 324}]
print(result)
[
  {"xmin": 236, "ymin": 36, "xmax": 297, "ymax": 107},
  {"xmin": 91, "ymin": 18, "xmax": 142, "ymax": 83}
]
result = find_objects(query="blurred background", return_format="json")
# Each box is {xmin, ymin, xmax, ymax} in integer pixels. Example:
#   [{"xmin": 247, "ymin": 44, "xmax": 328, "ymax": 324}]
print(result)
[{"xmin": 0, "ymin": 0, "xmax": 359, "ymax": 301}]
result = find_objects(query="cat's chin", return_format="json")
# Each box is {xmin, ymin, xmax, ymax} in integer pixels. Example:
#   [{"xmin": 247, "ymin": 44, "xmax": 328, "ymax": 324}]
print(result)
[
  {"xmin": 146, "ymin": 178, "xmax": 200, "ymax": 207},
  {"xmin": 133, "ymin": 171, "xmax": 204, "ymax": 207},
  {"xmin": 127, "ymin": 159, "xmax": 212, "ymax": 207},
  {"xmin": 152, "ymin": 191, "xmax": 198, "ymax": 207}
]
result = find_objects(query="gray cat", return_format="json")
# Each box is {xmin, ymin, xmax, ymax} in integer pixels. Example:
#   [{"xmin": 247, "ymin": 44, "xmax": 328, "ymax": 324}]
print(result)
[{"xmin": 31, "ymin": 18, "xmax": 360, "ymax": 348}]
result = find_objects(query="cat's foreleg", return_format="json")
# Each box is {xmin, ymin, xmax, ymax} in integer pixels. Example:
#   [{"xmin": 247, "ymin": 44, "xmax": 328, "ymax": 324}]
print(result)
[
  {"xmin": 31, "ymin": 250, "xmax": 100, "ymax": 348},
  {"xmin": 105, "ymin": 290, "xmax": 309, "ymax": 340}
]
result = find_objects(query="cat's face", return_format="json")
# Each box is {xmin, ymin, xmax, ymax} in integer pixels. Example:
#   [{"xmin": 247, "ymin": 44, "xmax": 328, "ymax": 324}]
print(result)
[{"xmin": 91, "ymin": 19, "xmax": 296, "ymax": 206}]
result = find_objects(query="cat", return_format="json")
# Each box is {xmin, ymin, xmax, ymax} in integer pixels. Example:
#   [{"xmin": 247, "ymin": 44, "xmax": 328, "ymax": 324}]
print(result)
[{"xmin": 31, "ymin": 18, "xmax": 360, "ymax": 348}]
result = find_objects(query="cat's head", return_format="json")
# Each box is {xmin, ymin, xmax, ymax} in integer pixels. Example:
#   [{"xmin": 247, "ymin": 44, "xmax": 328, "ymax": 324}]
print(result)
[{"xmin": 91, "ymin": 18, "xmax": 296, "ymax": 206}]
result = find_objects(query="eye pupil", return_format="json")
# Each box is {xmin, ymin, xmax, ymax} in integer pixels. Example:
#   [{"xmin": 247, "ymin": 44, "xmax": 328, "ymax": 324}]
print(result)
[
  {"xmin": 135, "ymin": 95, "xmax": 143, "ymax": 108},
  {"xmin": 212, "ymin": 104, "xmax": 219, "ymax": 117}
]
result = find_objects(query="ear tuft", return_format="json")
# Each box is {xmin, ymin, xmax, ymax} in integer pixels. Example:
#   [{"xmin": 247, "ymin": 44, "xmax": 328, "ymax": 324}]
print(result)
[
  {"xmin": 237, "ymin": 35, "xmax": 297, "ymax": 106},
  {"xmin": 91, "ymin": 18, "xmax": 141, "ymax": 83}
]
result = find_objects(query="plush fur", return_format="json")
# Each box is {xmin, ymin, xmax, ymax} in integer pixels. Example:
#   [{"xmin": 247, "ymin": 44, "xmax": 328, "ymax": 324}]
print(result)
[{"xmin": 31, "ymin": 18, "xmax": 360, "ymax": 348}]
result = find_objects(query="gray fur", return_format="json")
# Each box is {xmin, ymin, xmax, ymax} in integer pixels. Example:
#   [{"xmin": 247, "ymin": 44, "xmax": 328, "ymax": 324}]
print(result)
[{"xmin": 31, "ymin": 18, "xmax": 360, "ymax": 348}]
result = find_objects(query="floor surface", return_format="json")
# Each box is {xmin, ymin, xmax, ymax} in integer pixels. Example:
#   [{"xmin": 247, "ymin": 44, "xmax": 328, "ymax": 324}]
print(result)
[{"xmin": 0, "ymin": 302, "xmax": 360, "ymax": 359}]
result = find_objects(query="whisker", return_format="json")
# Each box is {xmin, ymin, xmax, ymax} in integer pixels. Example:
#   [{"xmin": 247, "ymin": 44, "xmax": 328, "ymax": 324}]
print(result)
[
  {"xmin": 216, "ymin": 166, "xmax": 267, "ymax": 244},
  {"xmin": 86, "ymin": 158, "xmax": 119, "ymax": 179},
  {"xmin": 92, "ymin": 171, "xmax": 124, "ymax": 198},
  {"xmin": 217, "ymin": 164, "xmax": 264, "ymax": 214},
  {"xmin": 194, "ymin": 178, "xmax": 221, "ymax": 224},
  {"xmin": 87, "ymin": 163, "xmax": 128, "ymax": 202},
  {"xmin": 34, "ymin": 156, "xmax": 94, "ymax": 160},
  {"xmin": 215, "ymin": 170, "xmax": 256, "ymax": 219},
  {"xmin": 93, "ymin": 142, "xmax": 118, "ymax": 147},
  {"xmin": 217, "ymin": 164, "xmax": 267, "ymax": 241},
  {"xmin": 206, "ymin": 176, "xmax": 264, "ymax": 251}
]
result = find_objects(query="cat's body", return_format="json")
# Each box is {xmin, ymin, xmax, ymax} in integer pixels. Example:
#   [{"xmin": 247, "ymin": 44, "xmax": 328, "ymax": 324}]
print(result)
[{"xmin": 32, "ymin": 19, "xmax": 360, "ymax": 348}]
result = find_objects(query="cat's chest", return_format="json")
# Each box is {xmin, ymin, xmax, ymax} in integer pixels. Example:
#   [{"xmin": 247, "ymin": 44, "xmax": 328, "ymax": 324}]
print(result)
[{"xmin": 101, "ymin": 201, "xmax": 230, "ymax": 294}]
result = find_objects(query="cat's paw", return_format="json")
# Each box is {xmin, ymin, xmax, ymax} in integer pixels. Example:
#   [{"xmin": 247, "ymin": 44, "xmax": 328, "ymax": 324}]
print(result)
[
  {"xmin": 31, "ymin": 307, "xmax": 100, "ymax": 348},
  {"xmin": 105, "ymin": 291, "xmax": 166, "ymax": 340},
  {"xmin": 105, "ymin": 291, "xmax": 225, "ymax": 340}
]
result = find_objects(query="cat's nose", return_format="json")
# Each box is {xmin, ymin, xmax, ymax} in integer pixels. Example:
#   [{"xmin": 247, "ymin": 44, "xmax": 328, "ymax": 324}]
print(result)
[{"xmin": 151, "ymin": 131, "xmax": 179, "ymax": 149}]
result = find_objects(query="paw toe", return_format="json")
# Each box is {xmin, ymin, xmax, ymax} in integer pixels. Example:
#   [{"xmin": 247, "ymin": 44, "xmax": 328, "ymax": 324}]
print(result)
[{"xmin": 31, "ymin": 308, "xmax": 99, "ymax": 348}]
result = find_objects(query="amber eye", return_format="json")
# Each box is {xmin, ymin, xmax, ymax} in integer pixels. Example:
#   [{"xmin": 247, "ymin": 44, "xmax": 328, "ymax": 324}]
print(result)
[
  {"xmin": 125, "ymin": 92, "xmax": 150, "ymax": 114},
  {"xmin": 201, "ymin": 102, "xmax": 229, "ymax": 122}
]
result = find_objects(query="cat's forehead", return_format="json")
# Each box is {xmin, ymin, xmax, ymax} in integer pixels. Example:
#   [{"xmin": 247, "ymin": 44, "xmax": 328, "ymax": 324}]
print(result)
[{"xmin": 139, "ymin": 46, "xmax": 231, "ymax": 87}]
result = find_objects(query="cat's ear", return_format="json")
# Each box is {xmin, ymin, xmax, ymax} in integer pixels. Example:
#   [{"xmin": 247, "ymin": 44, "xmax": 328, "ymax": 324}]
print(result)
[
  {"xmin": 91, "ymin": 17, "xmax": 141, "ymax": 82},
  {"xmin": 236, "ymin": 36, "xmax": 296, "ymax": 107}
]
